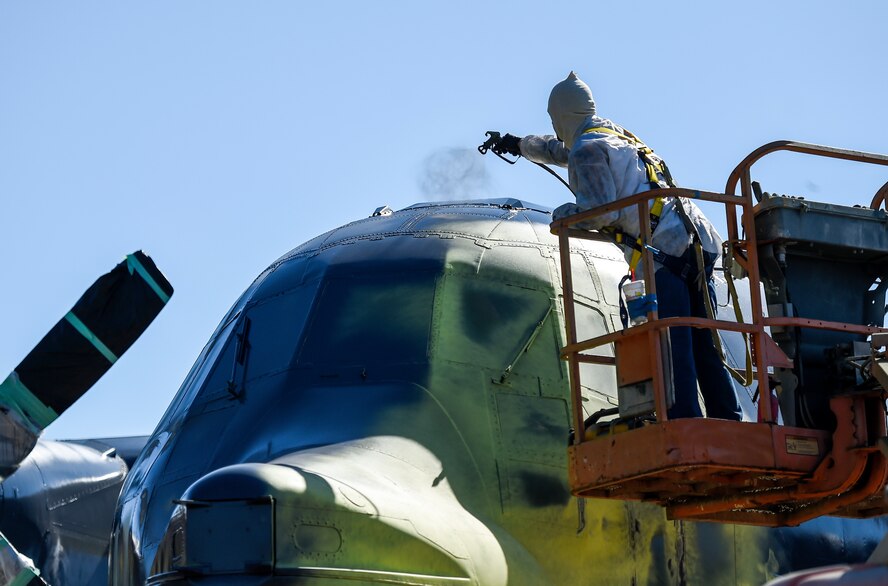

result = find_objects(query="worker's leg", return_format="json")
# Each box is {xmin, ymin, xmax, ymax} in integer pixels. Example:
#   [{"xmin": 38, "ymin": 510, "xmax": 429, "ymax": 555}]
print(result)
[
  {"xmin": 655, "ymin": 267, "xmax": 704, "ymax": 419},
  {"xmin": 690, "ymin": 272, "xmax": 742, "ymax": 421}
]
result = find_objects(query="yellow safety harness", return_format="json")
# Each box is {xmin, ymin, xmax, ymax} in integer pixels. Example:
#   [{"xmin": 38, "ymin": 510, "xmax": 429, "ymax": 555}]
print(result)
[
  {"xmin": 583, "ymin": 126, "xmax": 674, "ymax": 187},
  {"xmin": 583, "ymin": 125, "xmax": 753, "ymax": 387},
  {"xmin": 582, "ymin": 126, "xmax": 672, "ymax": 272},
  {"xmin": 608, "ymin": 199, "xmax": 666, "ymax": 272}
]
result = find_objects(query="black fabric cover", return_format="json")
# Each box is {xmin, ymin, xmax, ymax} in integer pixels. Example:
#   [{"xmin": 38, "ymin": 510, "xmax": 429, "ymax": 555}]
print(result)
[{"xmin": 15, "ymin": 251, "xmax": 173, "ymax": 415}]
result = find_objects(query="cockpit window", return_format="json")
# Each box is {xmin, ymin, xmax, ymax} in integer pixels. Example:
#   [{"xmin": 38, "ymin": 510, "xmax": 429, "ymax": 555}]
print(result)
[
  {"xmin": 185, "ymin": 284, "xmax": 319, "ymax": 406},
  {"xmin": 433, "ymin": 275, "xmax": 558, "ymax": 377},
  {"xmin": 241, "ymin": 287, "xmax": 317, "ymax": 380},
  {"xmin": 297, "ymin": 273, "xmax": 436, "ymax": 366},
  {"xmin": 154, "ymin": 315, "xmax": 239, "ymax": 425}
]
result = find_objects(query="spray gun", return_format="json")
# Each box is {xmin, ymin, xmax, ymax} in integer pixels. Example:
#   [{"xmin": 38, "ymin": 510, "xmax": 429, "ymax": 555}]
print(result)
[
  {"xmin": 478, "ymin": 131, "xmax": 573, "ymax": 193},
  {"xmin": 477, "ymin": 131, "xmax": 520, "ymax": 164}
]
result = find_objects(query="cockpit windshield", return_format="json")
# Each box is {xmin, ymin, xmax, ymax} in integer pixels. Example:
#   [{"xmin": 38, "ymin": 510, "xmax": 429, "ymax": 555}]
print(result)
[{"xmin": 297, "ymin": 272, "xmax": 437, "ymax": 366}]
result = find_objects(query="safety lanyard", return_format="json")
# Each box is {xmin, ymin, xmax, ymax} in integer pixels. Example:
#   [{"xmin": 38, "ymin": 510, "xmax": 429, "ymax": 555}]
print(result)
[{"xmin": 599, "ymin": 193, "xmax": 666, "ymax": 273}]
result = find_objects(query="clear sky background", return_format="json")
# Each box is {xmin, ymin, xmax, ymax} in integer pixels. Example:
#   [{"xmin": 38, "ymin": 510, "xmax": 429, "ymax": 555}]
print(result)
[{"xmin": 1, "ymin": 2, "xmax": 886, "ymax": 439}]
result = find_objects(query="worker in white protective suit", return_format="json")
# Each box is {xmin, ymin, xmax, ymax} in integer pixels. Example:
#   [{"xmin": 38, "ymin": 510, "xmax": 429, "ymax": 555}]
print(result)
[{"xmin": 497, "ymin": 72, "xmax": 741, "ymax": 420}]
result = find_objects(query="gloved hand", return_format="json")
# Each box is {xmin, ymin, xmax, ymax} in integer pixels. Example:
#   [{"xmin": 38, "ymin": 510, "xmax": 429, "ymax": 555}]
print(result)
[
  {"xmin": 552, "ymin": 202, "xmax": 582, "ymax": 221},
  {"xmin": 495, "ymin": 133, "xmax": 522, "ymax": 157}
]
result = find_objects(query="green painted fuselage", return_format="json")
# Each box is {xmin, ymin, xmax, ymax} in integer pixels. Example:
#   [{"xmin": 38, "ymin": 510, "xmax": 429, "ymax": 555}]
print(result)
[{"xmin": 110, "ymin": 200, "xmax": 887, "ymax": 585}]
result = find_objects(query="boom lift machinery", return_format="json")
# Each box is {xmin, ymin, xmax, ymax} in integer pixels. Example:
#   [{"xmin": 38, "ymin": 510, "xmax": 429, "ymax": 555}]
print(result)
[{"xmin": 550, "ymin": 141, "xmax": 888, "ymax": 527}]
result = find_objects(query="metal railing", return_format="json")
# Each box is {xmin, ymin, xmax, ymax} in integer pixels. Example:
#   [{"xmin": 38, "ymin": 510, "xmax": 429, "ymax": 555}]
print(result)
[{"xmin": 551, "ymin": 141, "xmax": 888, "ymax": 444}]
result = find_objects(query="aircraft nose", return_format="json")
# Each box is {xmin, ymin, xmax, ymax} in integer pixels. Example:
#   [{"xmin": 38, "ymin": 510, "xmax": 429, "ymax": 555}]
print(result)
[
  {"xmin": 150, "ymin": 463, "xmax": 292, "ymax": 581},
  {"xmin": 181, "ymin": 462, "xmax": 310, "ymax": 502},
  {"xmin": 149, "ymin": 461, "xmax": 473, "ymax": 584}
]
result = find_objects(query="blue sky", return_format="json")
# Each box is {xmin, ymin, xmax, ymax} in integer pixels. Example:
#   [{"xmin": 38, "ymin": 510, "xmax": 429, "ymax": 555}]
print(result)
[{"xmin": 1, "ymin": 2, "xmax": 886, "ymax": 438}]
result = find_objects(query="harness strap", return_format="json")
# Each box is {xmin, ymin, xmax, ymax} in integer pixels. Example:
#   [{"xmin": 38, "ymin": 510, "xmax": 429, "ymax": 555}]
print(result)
[
  {"xmin": 583, "ymin": 125, "xmax": 754, "ymax": 388},
  {"xmin": 583, "ymin": 125, "xmax": 673, "ymax": 272},
  {"xmin": 601, "ymin": 196, "xmax": 667, "ymax": 272},
  {"xmin": 583, "ymin": 126, "xmax": 677, "ymax": 190},
  {"xmin": 604, "ymin": 228, "xmax": 644, "ymax": 272}
]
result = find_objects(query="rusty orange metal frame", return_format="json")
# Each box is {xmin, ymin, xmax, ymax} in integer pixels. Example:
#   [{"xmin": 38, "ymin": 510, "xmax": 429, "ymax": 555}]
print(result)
[
  {"xmin": 552, "ymin": 185, "xmax": 774, "ymax": 423},
  {"xmin": 552, "ymin": 140, "xmax": 888, "ymax": 526}
]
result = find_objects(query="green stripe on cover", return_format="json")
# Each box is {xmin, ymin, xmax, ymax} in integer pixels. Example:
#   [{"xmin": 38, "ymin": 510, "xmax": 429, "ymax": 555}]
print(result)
[
  {"xmin": 0, "ymin": 372, "xmax": 58, "ymax": 431},
  {"xmin": 64, "ymin": 312, "xmax": 119, "ymax": 364},
  {"xmin": 126, "ymin": 253, "xmax": 171, "ymax": 303}
]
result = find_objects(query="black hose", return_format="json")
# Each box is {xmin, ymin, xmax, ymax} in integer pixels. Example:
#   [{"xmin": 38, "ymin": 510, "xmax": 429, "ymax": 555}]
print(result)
[{"xmin": 531, "ymin": 161, "xmax": 574, "ymax": 194}]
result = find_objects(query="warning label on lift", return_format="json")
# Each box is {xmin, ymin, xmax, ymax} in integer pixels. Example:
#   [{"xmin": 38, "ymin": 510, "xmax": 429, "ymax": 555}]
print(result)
[{"xmin": 786, "ymin": 436, "xmax": 820, "ymax": 456}]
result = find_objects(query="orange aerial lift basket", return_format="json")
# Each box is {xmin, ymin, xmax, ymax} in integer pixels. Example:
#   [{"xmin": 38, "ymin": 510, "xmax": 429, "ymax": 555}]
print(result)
[{"xmin": 552, "ymin": 141, "xmax": 888, "ymax": 527}]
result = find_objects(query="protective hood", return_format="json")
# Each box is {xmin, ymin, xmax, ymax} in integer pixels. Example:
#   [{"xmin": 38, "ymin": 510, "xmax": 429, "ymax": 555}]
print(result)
[{"xmin": 547, "ymin": 72, "xmax": 596, "ymax": 149}]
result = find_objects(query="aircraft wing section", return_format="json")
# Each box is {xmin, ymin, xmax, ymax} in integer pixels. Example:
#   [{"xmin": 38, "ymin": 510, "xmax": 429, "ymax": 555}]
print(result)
[{"xmin": 0, "ymin": 251, "xmax": 173, "ymax": 479}]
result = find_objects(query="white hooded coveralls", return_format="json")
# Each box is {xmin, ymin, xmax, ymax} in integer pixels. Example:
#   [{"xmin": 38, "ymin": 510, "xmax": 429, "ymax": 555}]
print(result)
[
  {"xmin": 518, "ymin": 73, "xmax": 722, "ymax": 266},
  {"xmin": 521, "ymin": 73, "xmax": 741, "ymax": 421}
]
